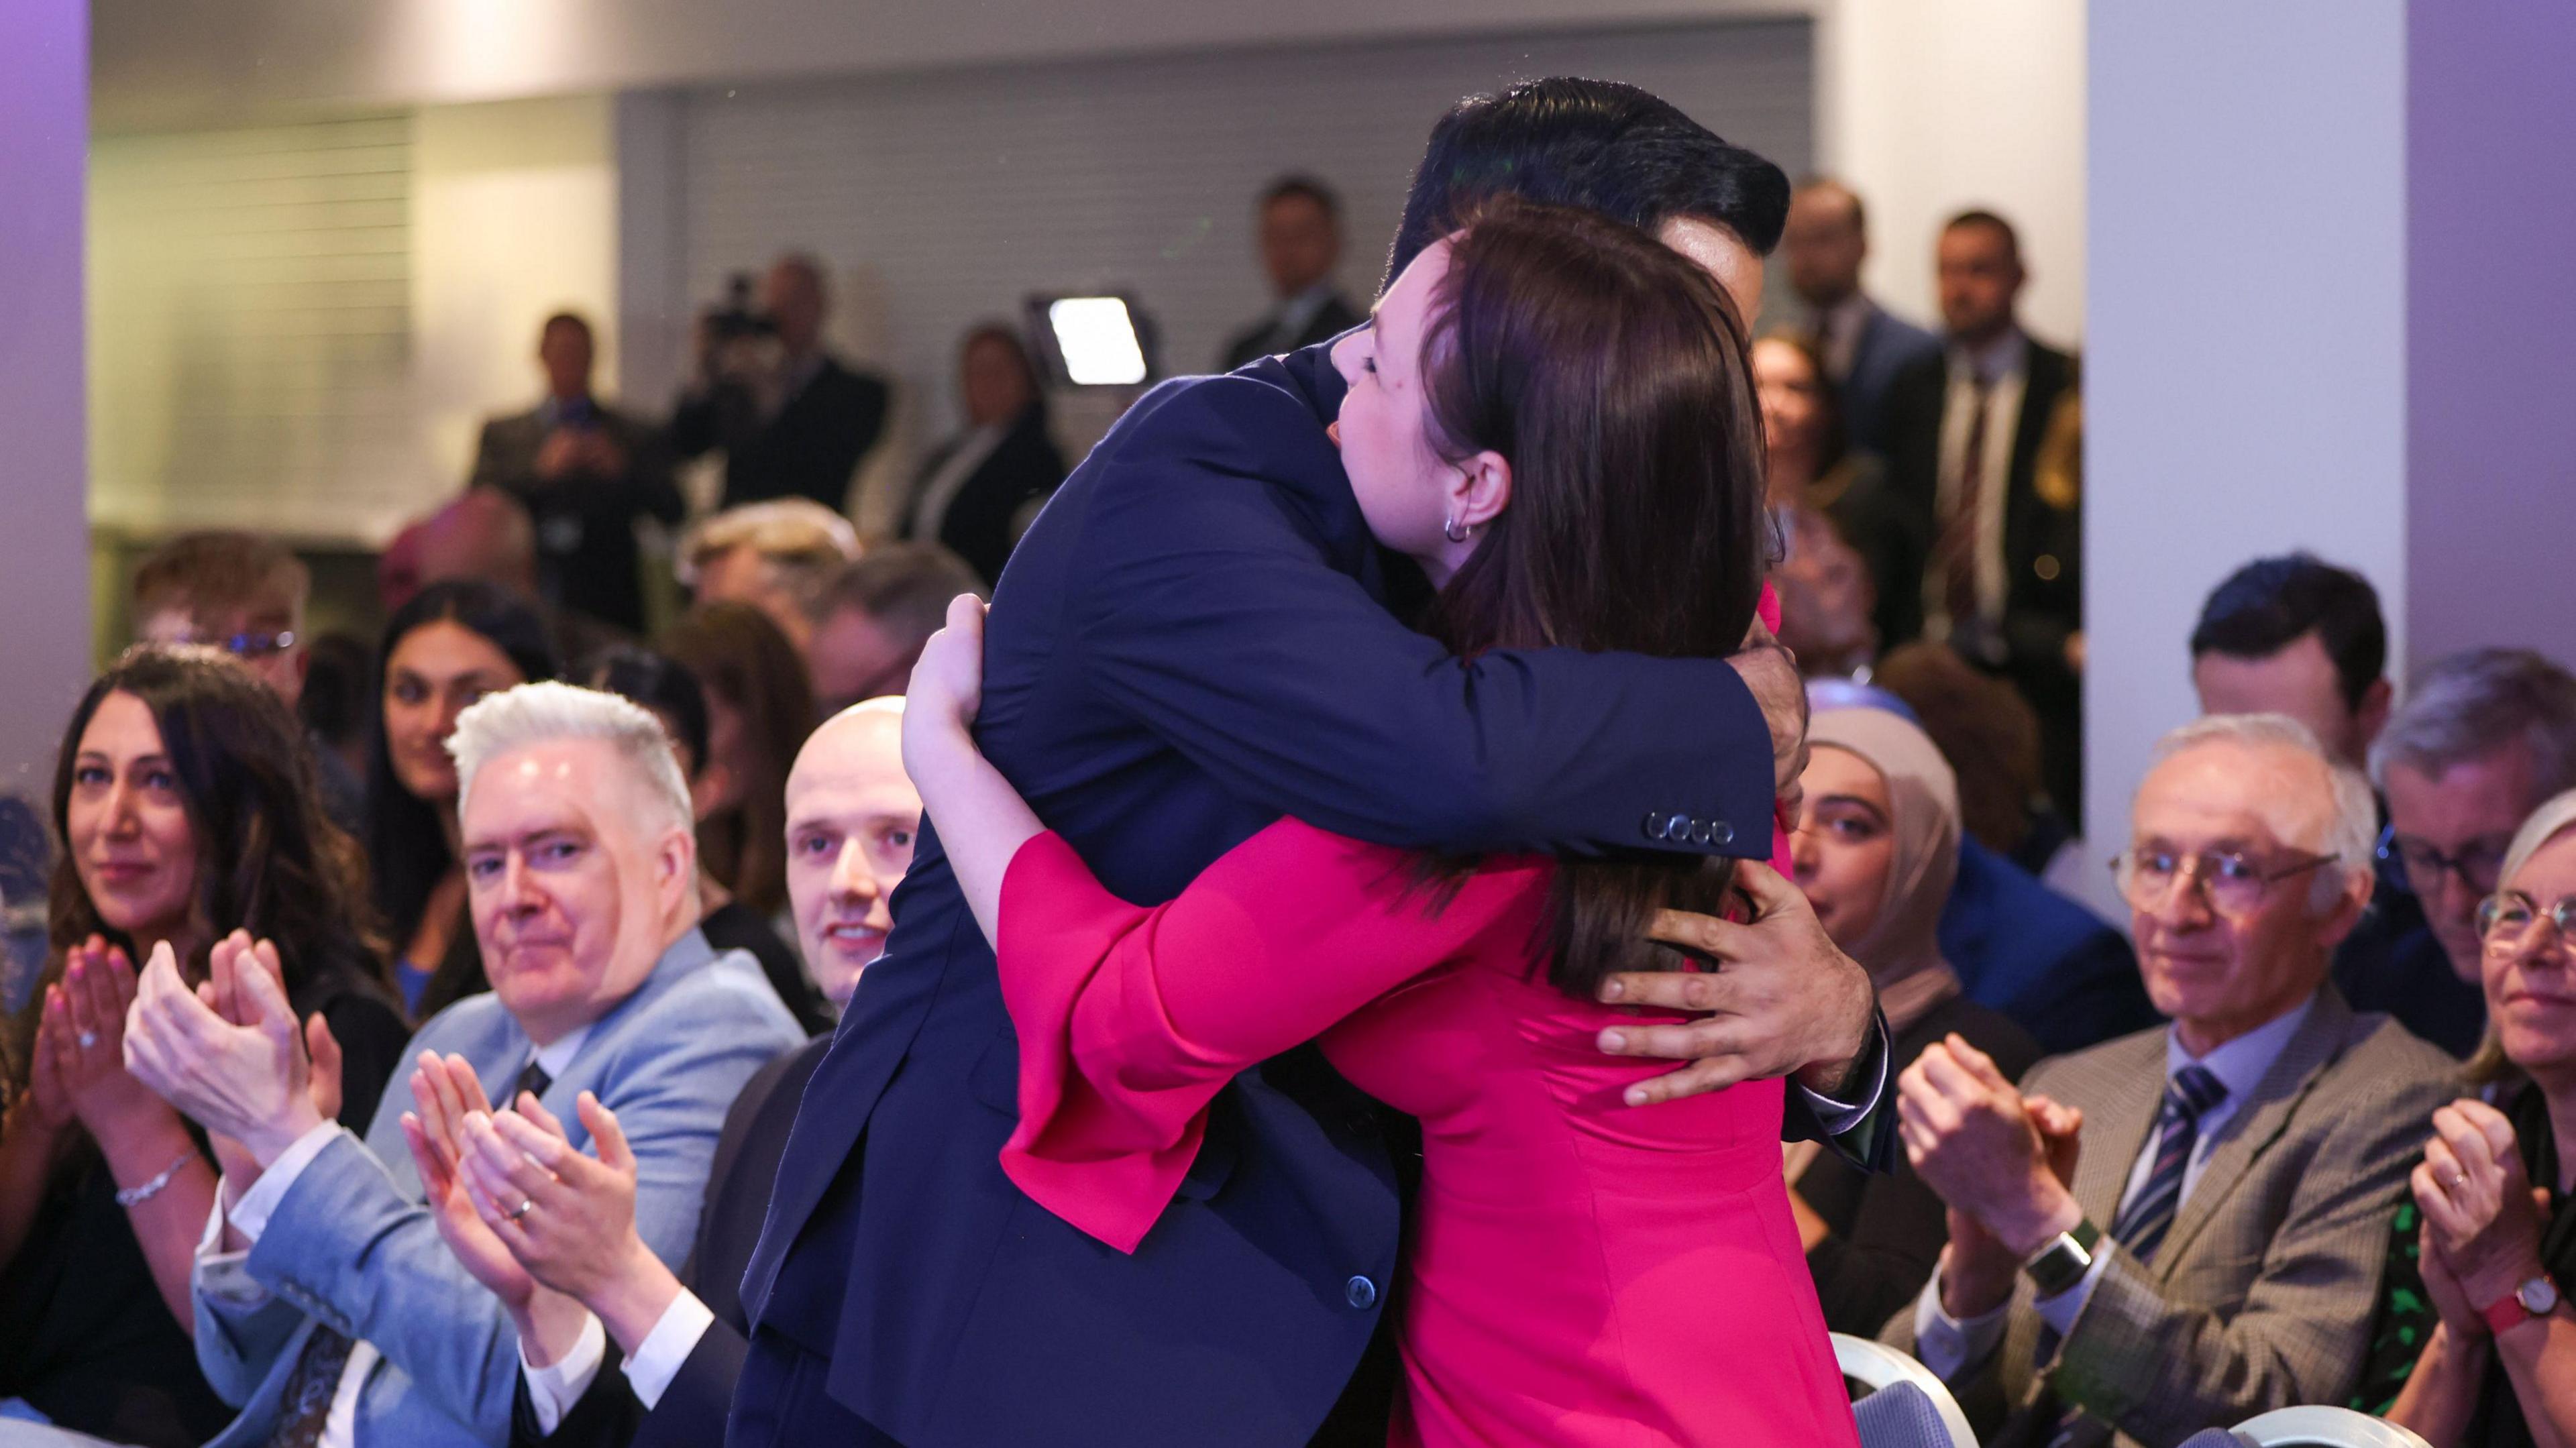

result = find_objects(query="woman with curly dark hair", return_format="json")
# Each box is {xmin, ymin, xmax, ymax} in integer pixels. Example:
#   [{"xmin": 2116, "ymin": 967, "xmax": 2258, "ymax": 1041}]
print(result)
[{"xmin": 0, "ymin": 645, "xmax": 409, "ymax": 1445}]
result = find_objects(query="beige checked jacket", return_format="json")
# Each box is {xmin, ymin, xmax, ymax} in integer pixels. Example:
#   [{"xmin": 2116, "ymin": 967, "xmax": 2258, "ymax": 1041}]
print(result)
[{"xmin": 1883, "ymin": 985, "xmax": 2459, "ymax": 1447}]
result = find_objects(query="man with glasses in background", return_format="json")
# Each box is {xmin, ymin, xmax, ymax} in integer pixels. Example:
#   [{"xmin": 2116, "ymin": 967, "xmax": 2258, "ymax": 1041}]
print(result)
[
  {"xmin": 1884, "ymin": 714, "xmax": 2455, "ymax": 1446},
  {"xmin": 2368, "ymin": 649, "xmax": 2576, "ymax": 1056},
  {"xmin": 129, "ymin": 529, "xmax": 363, "ymax": 832}
]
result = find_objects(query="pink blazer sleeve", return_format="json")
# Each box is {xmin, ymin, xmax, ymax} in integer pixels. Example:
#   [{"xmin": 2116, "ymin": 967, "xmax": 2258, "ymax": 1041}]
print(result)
[{"xmin": 995, "ymin": 818, "xmax": 1548, "ymax": 1253}]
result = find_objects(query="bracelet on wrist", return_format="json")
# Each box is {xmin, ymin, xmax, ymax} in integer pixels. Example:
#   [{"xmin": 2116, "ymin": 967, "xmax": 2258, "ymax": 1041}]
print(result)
[{"xmin": 115, "ymin": 1147, "xmax": 202, "ymax": 1208}]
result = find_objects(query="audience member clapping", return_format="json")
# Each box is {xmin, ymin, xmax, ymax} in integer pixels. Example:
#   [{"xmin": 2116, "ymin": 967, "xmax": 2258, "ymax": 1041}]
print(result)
[
  {"xmin": 896, "ymin": 323, "xmax": 1066, "ymax": 586},
  {"xmin": 1884, "ymin": 714, "xmax": 2455, "ymax": 1445},
  {"xmin": 1786, "ymin": 706, "xmax": 2039, "ymax": 1335},
  {"xmin": 369, "ymin": 582, "xmax": 561, "ymax": 1018},
  {"xmin": 415, "ymin": 702, "xmax": 918, "ymax": 1448},
  {"xmin": 804, "ymin": 542, "xmax": 987, "ymax": 714},
  {"xmin": 659, "ymin": 603, "xmax": 813, "ymax": 922},
  {"xmin": 2366, "ymin": 649, "xmax": 2576, "ymax": 1058},
  {"xmin": 121, "ymin": 681, "xmax": 799, "ymax": 1448},
  {"xmin": 676, "ymin": 498, "xmax": 860, "ymax": 657},
  {"xmin": 2362, "ymin": 790, "xmax": 2576, "ymax": 1444},
  {"xmin": 0, "ymin": 647, "xmax": 407, "ymax": 1446},
  {"xmin": 579, "ymin": 646, "xmax": 830, "ymax": 1035}
]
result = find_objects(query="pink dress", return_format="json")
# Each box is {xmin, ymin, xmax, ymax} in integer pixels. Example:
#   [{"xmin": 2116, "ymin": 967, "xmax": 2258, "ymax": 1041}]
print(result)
[{"xmin": 994, "ymin": 820, "xmax": 1858, "ymax": 1447}]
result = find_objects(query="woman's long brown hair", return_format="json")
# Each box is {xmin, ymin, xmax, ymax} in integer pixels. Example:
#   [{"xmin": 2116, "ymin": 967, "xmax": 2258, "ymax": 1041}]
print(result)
[
  {"xmin": 1415, "ymin": 198, "xmax": 1769, "ymax": 999},
  {"xmin": 6, "ymin": 645, "xmax": 392, "ymax": 1100}
]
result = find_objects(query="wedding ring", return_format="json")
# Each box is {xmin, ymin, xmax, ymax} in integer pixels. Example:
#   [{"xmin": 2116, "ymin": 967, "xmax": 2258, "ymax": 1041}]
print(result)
[
  {"xmin": 2441, "ymin": 1170, "xmax": 2465, "ymax": 1190},
  {"xmin": 506, "ymin": 1199, "xmax": 535, "ymax": 1222},
  {"xmin": 76, "ymin": 1030, "xmax": 98, "ymax": 1050}
]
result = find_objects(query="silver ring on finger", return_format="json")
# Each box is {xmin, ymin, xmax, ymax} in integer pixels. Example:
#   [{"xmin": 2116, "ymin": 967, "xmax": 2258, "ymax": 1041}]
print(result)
[
  {"xmin": 506, "ymin": 1199, "xmax": 535, "ymax": 1222},
  {"xmin": 76, "ymin": 1030, "xmax": 99, "ymax": 1051},
  {"xmin": 2440, "ymin": 1169, "xmax": 2466, "ymax": 1190}
]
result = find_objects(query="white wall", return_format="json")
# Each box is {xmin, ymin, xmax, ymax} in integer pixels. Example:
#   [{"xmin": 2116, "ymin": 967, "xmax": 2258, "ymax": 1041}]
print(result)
[
  {"xmin": 0, "ymin": 0, "xmax": 90, "ymax": 799},
  {"xmin": 1812, "ymin": 0, "xmax": 2086, "ymax": 345},
  {"xmin": 93, "ymin": 0, "xmax": 1807, "ymax": 133},
  {"xmin": 413, "ymin": 96, "xmax": 622, "ymax": 490},
  {"xmin": 2083, "ymin": 0, "xmax": 2408, "ymax": 911}
]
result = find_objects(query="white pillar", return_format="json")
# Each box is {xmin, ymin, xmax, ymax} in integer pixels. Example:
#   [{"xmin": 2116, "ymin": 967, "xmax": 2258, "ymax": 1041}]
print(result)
[
  {"xmin": 0, "ymin": 0, "xmax": 91, "ymax": 801},
  {"xmin": 2084, "ymin": 0, "xmax": 2576, "ymax": 913}
]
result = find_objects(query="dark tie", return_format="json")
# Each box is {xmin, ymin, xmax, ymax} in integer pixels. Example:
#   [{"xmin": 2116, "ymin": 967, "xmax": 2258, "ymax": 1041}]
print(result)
[
  {"xmin": 513, "ymin": 1056, "xmax": 553, "ymax": 1107},
  {"xmin": 1937, "ymin": 374, "xmax": 1996, "ymax": 630},
  {"xmin": 267, "ymin": 1325, "xmax": 354, "ymax": 1447},
  {"xmin": 2110, "ymin": 1064, "xmax": 2230, "ymax": 1264}
]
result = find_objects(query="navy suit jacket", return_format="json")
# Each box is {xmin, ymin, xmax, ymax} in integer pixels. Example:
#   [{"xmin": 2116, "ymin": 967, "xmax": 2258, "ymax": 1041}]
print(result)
[
  {"xmin": 1838, "ymin": 301, "xmax": 1942, "ymax": 455},
  {"xmin": 735, "ymin": 341, "xmax": 1795, "ymax": 1447}
]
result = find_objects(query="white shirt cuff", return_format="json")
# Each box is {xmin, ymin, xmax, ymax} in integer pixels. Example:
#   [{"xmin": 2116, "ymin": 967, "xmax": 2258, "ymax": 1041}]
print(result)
[
  {"xmin": 621, "ymin": 1290, "xmax": 716, "ymax": 1411},
  {"xmin": 1912, "ymin": 1269, "xmax": 2010, "ymax": 1382},
  {"xmin": 192, "ymin": 1192, "xmax": 266, "ymax": 1306},
  {"xmin": 227, "ymin": 1121, "xmax": 348, "ymax": 1244},
  {"xmin": 1796, "ymin": 1017, "xmax": 1889, "ymax": 1133},
  {"xmin": 2031, "ymin": 1241, "xmax": 2114, "ymax": 1343},
  {"xmin": 522, "ymin": 1312, "xmax": 608, "ymax": 1435}
]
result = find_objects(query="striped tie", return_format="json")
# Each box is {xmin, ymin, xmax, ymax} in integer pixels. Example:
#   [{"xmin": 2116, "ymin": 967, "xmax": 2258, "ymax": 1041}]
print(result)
[{"xmin": 2110, "ymin": 1064, "xmax": 2229, "ymax": 1264}]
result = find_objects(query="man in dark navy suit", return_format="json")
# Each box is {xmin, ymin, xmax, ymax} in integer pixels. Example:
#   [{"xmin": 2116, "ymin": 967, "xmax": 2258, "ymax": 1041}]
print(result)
[{"xmin": 731, "ymin": 80, "xmax": 1896, "ymax": 1448}]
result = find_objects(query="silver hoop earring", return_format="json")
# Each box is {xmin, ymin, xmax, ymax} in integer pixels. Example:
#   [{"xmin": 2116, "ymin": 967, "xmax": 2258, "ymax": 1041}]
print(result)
[{"xmin": 1442, "ymin": 513, "xmax": 1470, "ymax": 544}]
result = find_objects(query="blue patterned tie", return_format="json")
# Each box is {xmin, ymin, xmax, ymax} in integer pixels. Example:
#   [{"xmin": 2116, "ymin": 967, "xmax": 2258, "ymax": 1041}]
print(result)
[{"xmin": 2110, "ymin": 1064, "xmax": 2229, "ymax": 1264}]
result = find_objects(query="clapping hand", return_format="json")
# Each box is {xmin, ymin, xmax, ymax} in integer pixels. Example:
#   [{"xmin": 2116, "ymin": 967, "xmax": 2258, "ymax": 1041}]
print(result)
[
  {"xmin": 400, "ymin": 1053, "xmax": 533, "ymax": 1309},
  {"xmin": 123, "ymin": 934, "xmax": 319, "ymax": 1165},
  {"xmin": 2414, "ymin": 1099, "xmax": 2550, "ymax": 1321},
  {"xmin": 456, "ymin": 1092, "xmax": 684, "ymax": 1356},
  {"xmin": 1593, "ymin": 863, "xmax": 1876, "ymax": 1105},
  {"xmin": 40, "ymin": 938, "xmax": 171, "ymax": 1145}
]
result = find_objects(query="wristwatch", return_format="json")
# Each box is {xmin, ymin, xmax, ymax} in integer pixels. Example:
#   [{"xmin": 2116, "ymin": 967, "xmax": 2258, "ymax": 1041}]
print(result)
[
  {"xmin": 2022, "ymin": 1217, "xmax": 2102, "ymax": 1299},
  {"xmin": 2479, "ymin": 1273, "xmax": 2561, "ymax": 1336}
]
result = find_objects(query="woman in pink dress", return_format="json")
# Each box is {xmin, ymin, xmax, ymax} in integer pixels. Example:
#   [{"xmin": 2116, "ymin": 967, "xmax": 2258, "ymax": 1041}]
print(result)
[{"xmin": 902, "ymin": 197, "xmax": 1860, "ymax": 1447}]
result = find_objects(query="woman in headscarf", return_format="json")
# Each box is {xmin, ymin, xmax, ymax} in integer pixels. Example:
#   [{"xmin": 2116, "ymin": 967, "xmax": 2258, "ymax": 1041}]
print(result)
[{"xmin": 1786, "ymin": 704, "xmax": 2043, "ymax": 1334}]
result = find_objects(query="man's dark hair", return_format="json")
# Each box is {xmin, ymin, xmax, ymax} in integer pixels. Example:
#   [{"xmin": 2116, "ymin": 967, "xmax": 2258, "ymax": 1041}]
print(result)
[
  {"xmin": 1260, "ymin": 174, "xmax": 1341, "ymax": 222},
  {"xmin": 1942, "ymin": 209, "xmax": 2023, "ymax": 266},
  {"xmin": 541, "ymin": 311, "xmax": 593, "ymax": 343},
  {"xmin": 1384, "ymin": 76, "xmax": 1790, "ymax": 289},
  {"xmin": 2190, "ymin": 553, "xmax": 2387, "ymax": 711},
  {"xmin": 823, "ymin": 543, "xmax": 989, "ymax": 649}
]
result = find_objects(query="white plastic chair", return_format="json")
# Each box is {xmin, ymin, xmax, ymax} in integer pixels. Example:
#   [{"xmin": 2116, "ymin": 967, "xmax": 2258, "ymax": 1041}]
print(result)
[
  {"xmin": 2233, "ymin": 1406, "xmax": 2434, "ymax": 1447},
  {"xmin": 1831, "ymin": 1333, "xmax": 1978, "ymax": 1448}
]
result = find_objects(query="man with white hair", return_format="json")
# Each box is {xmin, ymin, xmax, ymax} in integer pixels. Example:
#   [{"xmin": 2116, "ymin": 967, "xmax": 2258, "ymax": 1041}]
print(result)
[
  {"xmin": 1883, "ymin": 714, "xmax": 2457, "ymax": 1447},
  {"xmin": 125, "ymin": 681, "xmax": 802, "ymax": 1447}
]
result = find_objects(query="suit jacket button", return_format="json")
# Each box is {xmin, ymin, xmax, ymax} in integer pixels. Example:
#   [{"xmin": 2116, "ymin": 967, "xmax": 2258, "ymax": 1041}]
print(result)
[
  {"xmin": 1666, "ymin": 812, "xmax": 1692, "ymax": 841},
  {"xmin": 1711, "ymin": 821, "xmax": 1734, "ymax": 846},
  {"xmin": 1345, "ymin": 1275, "xmax": 1379, "ymax": 1309},
  {"xmin": 2035, "ymin": 553, "xmax": 2062, "ymax": 581},
  {"xmin": 1689, "ymin": 820, "xmax": 1711, "ymax": 844},
  {"xmin": 1642, "ymin": 811, "xmax": 1669, "ymax": 841}
]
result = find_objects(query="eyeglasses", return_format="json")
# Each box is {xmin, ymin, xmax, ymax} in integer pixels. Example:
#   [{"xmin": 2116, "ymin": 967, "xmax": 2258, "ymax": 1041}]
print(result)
[
  {"xmin": 2378, "ymin": 824, "xmax": 2509, "ymax": 898},
  {"xmin": 180, "ymin": 629, "xmax": 299, "ymax": 661},
  {"xmin": 2111, "ymin": 848, "xmax": 2340, "ymax": 918},
  {"xmin": 2477, "ymin": 892, "xmax": 2576, "ymax": 950}
]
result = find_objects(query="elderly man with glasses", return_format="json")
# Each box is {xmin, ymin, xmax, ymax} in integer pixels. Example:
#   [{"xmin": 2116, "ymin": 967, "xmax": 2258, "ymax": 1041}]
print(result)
[{"xmin": 1882, "ymin": 713, "xmax": 2457, "ymax": 1447}]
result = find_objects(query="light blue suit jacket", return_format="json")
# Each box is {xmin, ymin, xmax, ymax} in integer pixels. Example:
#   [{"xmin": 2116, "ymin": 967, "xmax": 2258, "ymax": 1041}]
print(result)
[{"xmin": 191, "ymin": 926, "xmax": 802, "ymax": 1447}]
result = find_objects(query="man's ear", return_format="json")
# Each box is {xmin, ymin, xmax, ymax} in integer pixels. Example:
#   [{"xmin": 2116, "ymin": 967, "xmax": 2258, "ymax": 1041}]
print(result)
[
  {"xmin": 657, "ymin": 825, "xmax": 697, "ymax": 905},
  {"xmin": 1454, "ymin": 449, "xmax": 1513, "ymax": 532},
  {"xmin": 2355, "ymin": 677, "xmax": 2395, "ymax": 756},
  {"xmin": 2313, "ymin": 863, "xmax": 2375, "ymax": 950}
]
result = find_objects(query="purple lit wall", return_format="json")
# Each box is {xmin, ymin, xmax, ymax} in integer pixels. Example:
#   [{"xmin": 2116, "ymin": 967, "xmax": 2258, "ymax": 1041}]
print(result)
[
  {"xmin": 2406, "ymin": 2, "xmax": 2576, "ymax": 675},
  {"xmin": 0, "ymin": 0, "xmax": 90, "ymax": 803}
]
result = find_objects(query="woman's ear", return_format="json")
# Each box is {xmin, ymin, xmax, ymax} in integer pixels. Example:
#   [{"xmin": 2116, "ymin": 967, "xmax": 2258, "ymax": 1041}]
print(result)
[{"xmin": 1454, "ymin": 450, "xmax": 1513, "ymax": 532}]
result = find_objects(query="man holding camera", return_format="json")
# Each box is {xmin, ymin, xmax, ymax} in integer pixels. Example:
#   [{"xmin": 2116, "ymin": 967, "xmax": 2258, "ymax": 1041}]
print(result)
[
  {"xmin": 470, "ymin": 313, "xmax": 683, "ymax": 635},
  {"xmin": 670, "ymin": 253, "xmax": 892, "ymax": 516}
]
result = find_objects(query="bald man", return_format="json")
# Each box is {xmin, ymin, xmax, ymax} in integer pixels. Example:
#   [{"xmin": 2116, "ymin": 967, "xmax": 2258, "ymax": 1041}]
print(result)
[
  {"xmin": 498, "ymin": 702, "xmax": 921, "ymax": 1448},
  {"xmin": 669, "ymin": 253, "xmax": 892, "ymax": 513}
]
